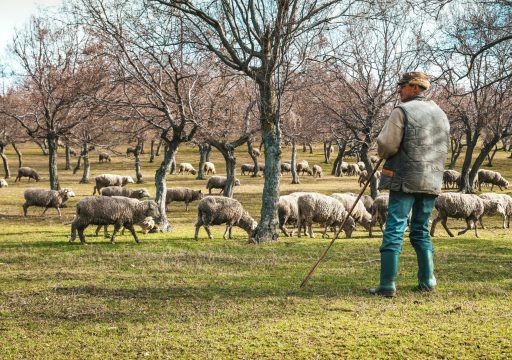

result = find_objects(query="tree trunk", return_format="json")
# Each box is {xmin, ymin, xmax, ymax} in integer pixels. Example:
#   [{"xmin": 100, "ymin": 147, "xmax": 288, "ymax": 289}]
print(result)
[
  {"xmin": 486, "ymin": 145, "xmax": 500, "ymax": 167},
  {"xmin": 12, "ymin": 143, "xmax": 22, "ymax": 169},
  {"xmin": 155, "ymin": 139, "xmax": 163, "ymax": 156},
  {"xmin": 47, "ymin": 135, "xmax": 60, "ymax": 190},
  {"xmin": 323, "ymin": 141, "xmax": 332, "ymax": 164},
  {"xmin": 291, "ymin": 139, "xmax": 299, "ymax": 184},
  {"xmin": 360, "ymin": 142, "xmax": 378, "ymax": 199},
  {"xmin": 252, "ymin": 78, "xmax": 281, "ymax": 243},
  {"xmin": 308, "ymin": 143, "xmax": 313, "ymax": 154},
  {"xmin": 0, "ymin": 144, "xmax": 11, "ymax": 178},
  {"xmin": 332, "ymin": 140, "xmax": 346, "ymax": 177},
  {"xmin": 135, "ymin": 145, "xmax": 143, "ymax": 183},
  {"xmin": 222, "ymin": 146, "xmax": 237, "ymax": 198},
  {"xmin": 196, "ymin": 143, "xmax": 209, "ymax": 180},
  {"xmin": 205, "ymin": 143, "xmax": 212, "ymax": 162},
  {"xmin": 247, "ymin": 139, "xmax": 260, "ymax": 177},
  {"xmin": 139, "ymin": 140, "xmax": 145, "ymax": 154},
  {"xmin": 80, "ymin": 143, "xmax": 90, "ymax": 184},
  {"xmin": 449, "ymin": 138, "xmax": 464, "ymax": 170},
  {"xmin": 169, "ymin": 151, "xmax": 177, "ymax": 175},
  {"xmin": 35, "ymin": 140, "xmax": 49, "ymax": 156},
  {"xmin": 459, "ymin": 129, "xmax": 479, "ymax": 193},
  {"xmin": 155, "ymin": 142, "xmax": 178, "ymax": 232},
  {"xmin": 65, "ymin": 144, "xmax": 71, "ymax": 170},
  {"xmin": 73, "ymin": 155, "xmax": 82, "ymax": 175},
  {"xmin": 302, "ymin": 142, "xmax": 307, "ymax": 152},
  {"xmin": 149, "ymin": 140, "xmax": 155, "ymax": 163}
]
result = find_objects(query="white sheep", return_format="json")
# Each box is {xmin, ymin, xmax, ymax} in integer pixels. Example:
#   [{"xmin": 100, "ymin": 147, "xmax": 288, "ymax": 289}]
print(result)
[
  {"xmin": 297, "ymin": 192, "xmax": 356, "ymax": 239},
  {"xmin": 331, "ymin": 193, "xmax": 372, "ymax": 234},
  {"xmin": 443, "ymin": 170, "xmax": 460, "ymax": 189},
  {"xmin": 93, "ymin": 174, "xmax": 134, "ymax": 195},
  {"xmin": 430, "ymin": 192, "xmax": 485, "ymax": 238},
  {"xmin": 477, "ymin": 169, "xmax": 509, "ymax": 191},
  {"xmin": 23, "ymin": 188, "xmax": 75, "ymax": 217},
  {"xmin": 100, "ymin": 186, "xmax": 150, "ymax": 199},
  {"xmin": 69, "ymin": 196, "xmax": 160, "ymax": 244},
  {"xmin": 99, "ymin": 152, "xmax": 112, "ymax": 163},
  {"xmin": 370, "ymin": 194, "xmax": 389, "ymax": 237},
  {"xmin": 278, "ymin": 195, "xmax": 301, "ymax": 237},
  {"xmin": 203, "ymin": 162, "xmax": 216, "ymax": 175},
  {"xmin": 178, "ymin": 162, "xmax": 197, "ymax": 175},
  {"xmin": 206, "ymin": 176, "xmax": 241, "ymax": 194},
  {"xmin": 0, "ymin": 178, "xmax": 7, "ymax": 188},
  {"xmin": 312, "ymin": 164, "xmax": 323, "ymax": 178},
  {"xmin": 15, "ymin": 167, "xmax": 41, "ymax": 182},
  {"xmin": 479, "ymin": 193, "xmax": 509, "ymax": 229},
  {"xmin": 194, "ymin": 196, "xmax": 257, "ymax": 241},
  {"xmin": 166, "ymin": 188, "xmax": 204, "ymax": 211}
]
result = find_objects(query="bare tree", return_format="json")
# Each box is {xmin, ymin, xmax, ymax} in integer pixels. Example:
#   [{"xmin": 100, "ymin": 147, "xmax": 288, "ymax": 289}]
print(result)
[{"xmin": 152, "ymin": 0, "xmax": 362, "ymax": 242}]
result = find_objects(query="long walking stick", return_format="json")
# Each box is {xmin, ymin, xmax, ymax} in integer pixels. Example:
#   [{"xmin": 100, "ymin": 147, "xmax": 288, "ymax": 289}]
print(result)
[{"xmin": 300, "ymin": 158, "xmax": 384, "ymax": 288}]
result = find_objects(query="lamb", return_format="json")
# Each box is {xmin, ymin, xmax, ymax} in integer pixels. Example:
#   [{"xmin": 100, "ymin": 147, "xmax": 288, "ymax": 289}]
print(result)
[
  {"xmin": 15, "ymin": 167, "xmax": 41, "ymax": 182},
  {"xmin": 0, "ymin": 179, "xmax": 7, "ymax": 188},
  {"xmin": 206, "ymin": 176, "xmax": 241, "ymax": 194},
  {"xmin": 479, "ymin": 193, "xmax": 509, "ymax": 229},
  {"xmin": 278, "ymin": 195, "xmax": 300, "ymax": 236},
  {"xmin": 99, "ymin": 152, "xmax": 112, "ymax": 163},
  {"xmin": 178, "ymin": 162, "xmax": 197, "ymax": 175},
  {"xmin": 477, "ymin": 169, "xmax": 509, "ymax": 191},
  {"xmin": 430, "ymin": 192, "xmax": 486, "ymax": 238},
  {"xmin": 358, "ymin": 170, "xmax": 381, "ymax": 187},
  {"xmin": 331, "ymin": 193, "xmax": 372, "ymax": 234},
  {"xmin": 370, "ymin": 194, "xmax": 389, "ymax": 237},
  {"xmin": 296, "ymin": 160, "xmax": 311, "ymax": 175},
  {"xmin": 93, "ymin": 174, "xmax": 135, "ymax": 195},
  {"xmin": 443, "ymin": 170, "xmax": 460, "ymax": 189},
  {"xmin": 69, "ymin": 196, "xmax": 160, "ymax": 244},
  {"xmin": 23, "ymin": 188, "xmax": 75, "ymax": 217},
  {"xmin": 166, "ymin": 187, "xmax": 203, "ymax": 211},
  {"xmin": 297, "ymin": 193, "xmax": 356, "ymax": 239},
  {"xmin": 312, "ymin": 164, "xmax": 323, "ymax": 178},
  {"xmin": 203, "ymin": 161, "xmax": 216, "ymax": 175},
  {"xmin": 280, "ymin": 162, "xmax": 292, "ymax": 174},
  {"xmin": 194, "ymin": 196, "xmax": 257, "ymax": 241},
  {"xmin": 100, "ymin": 186, "xmax": 150, "ymax": 199}
]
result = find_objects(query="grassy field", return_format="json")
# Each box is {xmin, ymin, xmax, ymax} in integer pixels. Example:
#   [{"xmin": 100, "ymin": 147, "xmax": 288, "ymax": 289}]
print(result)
[{"xmin": 0, "ymin": 144, "xmax": 511, "ymax": 359}]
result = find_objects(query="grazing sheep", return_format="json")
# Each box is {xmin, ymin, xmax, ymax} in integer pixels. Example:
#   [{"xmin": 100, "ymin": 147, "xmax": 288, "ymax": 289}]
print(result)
[
  {"xmin": 95, "ymin": 216, "xmax": 157, "ymax": 238},
  {"xmin": 126, "ymin": 147, "xmax": 137, "ymax": 156},
  {"xmin": 358, "ymin": 170, "xmax": 381, "ymax": 187},
  {"xmin": 99, "ymin": 152, "xmax": 112, "ymax": 163},
  {"xmin": 479, "ymin": 193, "xmax": 509, "ymax": 229},
  {"xmin": 312, "ymin": 164, "xmax": 323, "ymax": 178},
  {"xmin": 178, "ymin": 162, "xmax": 197, "ymax": 175},
  {"xmin": 241, "ymin": 163, "xmax": 255, "ymax": 175},
  {"xmin": 280, "ymin": 162, "xmax": 292, "ymax": 174},
  {"xmin": 344, "ymin": 193, "xmax": 375, "ymax": 213},
  {"xmin": 0, "ymin": 179, "xmax": 7, "ymax": 188},
  {"xmin": 443, "ymin": 170, "xmax": 461, "ymax": 189},
  {"xmin": 15, "ymin": 167, "xmax": 41, "ymax": 182},
  {"xmin": 370, "ymin": 194, "xmax": 389, "ymax": 237},
  {"xmin": 203, "ymin": 161, "xmax": 216, "ymax": 175},
  {"xmin": 93, "ymin": 174, "xmax": 134, "ymax": 195},
  {"xmin": 166, "ymin": 187, "xmax": 204, "ymax": 211},
  {"xmin": 296, "ymin": 160, "xmax": 311, "ymax": 175},
  {"xmin": 331, "ymin": 193, "xmax": 372, "ymax": 233},
  {"xmin": 346, "ymin": 163, "xmax": 361, "ymax": 176},
  {"xmin": 101, "ymin": 186, "xmax": 150, "ymax": 199},
  {"xmin": 23, "ymin": 188, "xmax": 75, "ymax": 217},
  {"xmin": 297, "ymin": 192, "xmax": 356, "ymax": 239},
  {"xmin": 357, "ymin": 161, "xmax": 366, "ymax": 171},
  {"xmin": 194, "ymin": 196, "xmax": 257, "ymax": 241},
  {"xmin": 430, "ymin": 192, "xmax": 485, "ymax": 238},
  {"xmin": 278, "ymin": 195, "xmax": 300, "ymax": 236},
  {"xmin": 206, "ymin": 176, "xmax": 241, "ymax": 194},
  {"xmin": 69, "ymin": 196, "xmax": 160, "ymax": 244},
  {"xmin": 477, "ymin": 169, "xmax": 509, "ymax": 191}
]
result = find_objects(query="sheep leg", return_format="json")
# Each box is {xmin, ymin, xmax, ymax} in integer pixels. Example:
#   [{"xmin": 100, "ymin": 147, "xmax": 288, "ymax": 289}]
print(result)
[
  {"xmin": 473, "ymin": 219, "xmax": 479, "ymax": 238},
  {"xmin": 229, "ymin": 226, "xmax": 233, "ymax": 239},
  {"xmin": 121, "ymin": 226, "xmax": 126, "ymax": 235},
  {"xmin": 503, "ymin": 214, "xmax": 507, "ymax": 229},
  {"xmin": 297, "ymin": 217, "xmax": 302, "ymax": 238},
  {"xmin": 185, "ymin": 202, "xmax": 189, "ymax": 211},
  {"xmin": 77, "ymin": 226, "xmax": 87, "ymax": 245},
  {"xmin": 22, "ymin": 203, "xmax": 29, "ymax": 217},
  {"xmin": 441, "ymin": 218, "xmax": 454, "ymax": 237},
  {"xmin": 308, "ymin": 223, "xmax": 314, "ymax": 238},
  {"xmin": 457, "ymin": 219, "xmax": 472, "ymax": 236},
  {"xmin": 204, "ymin": 225, "xmax": 213, "ymax": 239},
  {"xmin": 280, "ymin": 218, "xmax": 290, "ymax": 237},
  {"xmin": 478, "ymin": 215, "xmax": 485, "ymax": 229},
  {"xmin": 194, "ymin": 224, "xmax": 201, "ymax": 240},
  {"xmin": 126, "ymin": 224, "xmax": 139, "ymax": 243},
  {"xmin": 110, "ymin": 224, "xmax": 121, "ymax": 244},
  {"xmin": 223, "ymin": 225, "xmax": 230, "ymax": 240},
  {"xmin": 322, "ymin": 224, "xmax": 330, "ymax": 239},
  {"xmin": 56, "ymin": 207, "xmax": 62, "ymax": 217}
]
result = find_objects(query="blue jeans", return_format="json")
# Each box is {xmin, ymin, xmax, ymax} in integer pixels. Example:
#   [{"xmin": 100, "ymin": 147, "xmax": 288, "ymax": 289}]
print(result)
[{"xmin": 380, "ymin": 191, "xmax": 436, "ymax": 255}]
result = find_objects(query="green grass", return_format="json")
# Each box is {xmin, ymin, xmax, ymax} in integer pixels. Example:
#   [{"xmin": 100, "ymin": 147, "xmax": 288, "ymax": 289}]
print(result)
[{"xmin": 0, "ymin": 144, "xmax": 511, "ymax": 359}]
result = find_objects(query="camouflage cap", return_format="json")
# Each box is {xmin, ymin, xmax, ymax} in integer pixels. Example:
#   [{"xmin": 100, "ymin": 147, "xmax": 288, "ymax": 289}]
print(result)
[{"xmin": 397, "ymin": 71, "xmax": 430, "ymax": 90}]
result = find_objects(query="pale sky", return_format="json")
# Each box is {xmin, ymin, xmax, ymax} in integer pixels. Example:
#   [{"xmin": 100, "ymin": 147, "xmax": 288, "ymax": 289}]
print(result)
[{"xmin": 0, "ymin": 0, "xmax": 63, "ymax": 57}]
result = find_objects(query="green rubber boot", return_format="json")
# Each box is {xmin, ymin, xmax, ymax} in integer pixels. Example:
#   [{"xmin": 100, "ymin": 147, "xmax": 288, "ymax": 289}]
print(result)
[
  {"xmin": 369, "ymin": 252, "xmax": 399, "ymax": 297},
  {"xmin": 416, "ymin": 250, "xmax": 436, "ymax": 291}
]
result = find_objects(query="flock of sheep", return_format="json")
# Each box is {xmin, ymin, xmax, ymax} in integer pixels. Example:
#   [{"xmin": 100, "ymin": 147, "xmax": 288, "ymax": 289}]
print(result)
[{"xmin": 2, "ymin": 152, "xmax": 511, "ymax": 244}]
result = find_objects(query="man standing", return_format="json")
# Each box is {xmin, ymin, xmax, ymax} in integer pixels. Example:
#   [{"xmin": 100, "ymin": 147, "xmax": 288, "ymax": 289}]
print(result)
[{"xmin": 369, "ymin": 72, "xmax": 450, "ymax": 297}]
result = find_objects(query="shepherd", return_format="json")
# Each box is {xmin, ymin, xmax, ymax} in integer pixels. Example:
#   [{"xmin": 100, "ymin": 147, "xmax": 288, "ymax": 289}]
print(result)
[{"xmin": 369, "ymin": 72, "xmax": 450, "ymax": 297}]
